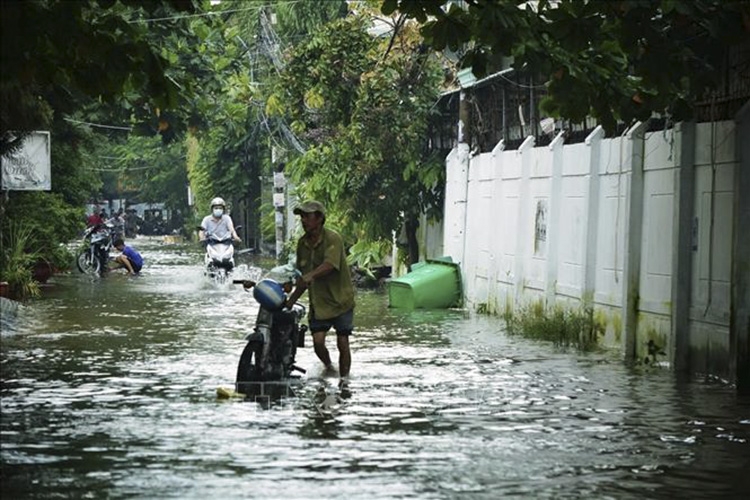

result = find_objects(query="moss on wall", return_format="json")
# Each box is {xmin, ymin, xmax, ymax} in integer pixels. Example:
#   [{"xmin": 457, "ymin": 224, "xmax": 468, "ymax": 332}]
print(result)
[{"xmin": 498, "ymin": 298, "xmax": 605, "ymax": 351}]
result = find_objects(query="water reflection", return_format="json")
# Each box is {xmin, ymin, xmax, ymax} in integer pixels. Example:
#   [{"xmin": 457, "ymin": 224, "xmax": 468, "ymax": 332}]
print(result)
[{"xmin": 1, "ymin": 237, "xmax": 749, "ymax": 499}]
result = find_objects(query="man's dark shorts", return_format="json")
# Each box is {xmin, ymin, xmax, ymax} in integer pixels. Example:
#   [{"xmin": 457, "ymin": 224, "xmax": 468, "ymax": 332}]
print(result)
[{"xmin": 309, "ymin": 308, "xmax": 354, "ymax": 336}]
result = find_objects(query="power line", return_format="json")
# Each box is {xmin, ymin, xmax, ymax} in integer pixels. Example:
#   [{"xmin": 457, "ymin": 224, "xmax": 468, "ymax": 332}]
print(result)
[
  {"xmin": 64, "ymin": 118, "xmax": 132, "ymax": 131},
  {"xmin": 90, "ymin": 166, "xmax": 153, "ymax": 171}
]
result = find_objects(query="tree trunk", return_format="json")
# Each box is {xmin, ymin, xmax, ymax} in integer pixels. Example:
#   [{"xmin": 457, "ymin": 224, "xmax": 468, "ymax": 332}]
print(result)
[{"xmin": 405, "ymin": 216, "xmax": 420, "ymax": 271}]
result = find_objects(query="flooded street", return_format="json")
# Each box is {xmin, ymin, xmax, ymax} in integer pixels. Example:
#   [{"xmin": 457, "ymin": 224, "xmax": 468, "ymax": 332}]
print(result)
[{"xmin": 2, "ymin": 238, "xmax": 749, "ymax": 499}]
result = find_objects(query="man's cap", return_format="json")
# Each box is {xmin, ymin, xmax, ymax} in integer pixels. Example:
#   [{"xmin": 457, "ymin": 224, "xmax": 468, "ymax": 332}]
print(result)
[{"xmin": 293, "ymin": 200, "xmax": 326, "ymax": 216}]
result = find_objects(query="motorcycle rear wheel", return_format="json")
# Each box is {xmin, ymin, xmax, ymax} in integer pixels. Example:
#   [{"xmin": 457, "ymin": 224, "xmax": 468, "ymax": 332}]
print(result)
[{"xmin": 76, "ymin": 250, "xmax": 101, "ymax": 275}]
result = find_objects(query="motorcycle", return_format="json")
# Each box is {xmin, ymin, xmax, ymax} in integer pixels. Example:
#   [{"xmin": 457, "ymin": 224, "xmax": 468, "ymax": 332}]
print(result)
[
  {"xmin": 76, "ymin": 220, "xmax": 116, "ymax": 276},
  {"xmin": 199, "ymin": 225, "xmax": 242, "ymax": 284},
  {"xmin": 231, "ymin": 269, "xmax": 307, "ymax": 399}
]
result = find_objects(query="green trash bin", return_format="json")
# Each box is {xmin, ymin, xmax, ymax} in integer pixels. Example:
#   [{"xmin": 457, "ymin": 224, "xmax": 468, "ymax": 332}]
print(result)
[{"xmin": 388, "ymin": 257, "xmax": 462, "ymax": 309}]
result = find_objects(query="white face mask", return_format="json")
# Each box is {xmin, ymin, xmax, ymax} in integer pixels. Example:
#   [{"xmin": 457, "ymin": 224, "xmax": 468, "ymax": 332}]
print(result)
[{"xmin": 212, "ymin": 208, "xmax": 223, "ymax": 218}]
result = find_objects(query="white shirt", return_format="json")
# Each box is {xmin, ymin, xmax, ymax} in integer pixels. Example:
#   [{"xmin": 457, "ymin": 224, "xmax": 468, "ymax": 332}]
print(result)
[{"xmin": 200, "ymin": 214, "xmax": 235, "ymax": 241}]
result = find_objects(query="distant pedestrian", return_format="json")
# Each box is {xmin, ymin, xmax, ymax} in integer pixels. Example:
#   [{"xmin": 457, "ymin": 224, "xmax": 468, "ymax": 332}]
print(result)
[
  {"xmin": 87, "ymin": 209, "xmax": 103, "ymax": 227},
  {"xmin": 112, "ymin": 209, "xmax": 125, "ymax": 239}
]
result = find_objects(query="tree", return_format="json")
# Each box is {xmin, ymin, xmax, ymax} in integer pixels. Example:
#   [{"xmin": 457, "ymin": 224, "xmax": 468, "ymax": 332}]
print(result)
[
  {"xmin": 1, "ymin": 0, "xmax": 202, "ymax": 295},
  {"xmin": 382, "ymin": 0, "xmax": 750, "ymax": 133},
  {"xmin": 268, "ymin": 14, "xmax": 444, "ymax": 268},
  {"xmin": 186, "ymin": 0, "xmax": 351, "ymax": 250},
  {"xmin": 0, "ymin": 0, "xmax": 201, "ymax": 155}
]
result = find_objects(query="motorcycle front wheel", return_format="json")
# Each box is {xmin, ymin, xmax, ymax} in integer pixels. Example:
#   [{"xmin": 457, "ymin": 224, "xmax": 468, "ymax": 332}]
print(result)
[
  {"xmin": 76, "ymin": 249, "xmax": 101, "ymax": 275},
  {"xmin": 236, "ymin": 339, "xmax": 264, "ymax": 389}
]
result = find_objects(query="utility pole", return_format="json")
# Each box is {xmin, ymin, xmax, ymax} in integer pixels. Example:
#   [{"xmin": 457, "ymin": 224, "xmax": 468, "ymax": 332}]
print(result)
[
  {"xmin": 272, "ymin": 156, "xmax": 286, "ymax": 262},
  {"xmin": 451, "ymin": 68, "xmax": 474, "ymax": 268}
]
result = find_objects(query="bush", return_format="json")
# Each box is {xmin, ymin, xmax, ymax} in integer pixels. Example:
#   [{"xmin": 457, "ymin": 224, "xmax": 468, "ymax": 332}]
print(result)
[
  {"xmin": 0, "ymin": 222, "xmax": 42, "ymax": 300},
  {"xmin": 0, "ymin": 191, "xmax": 84, "ymax": 299}
]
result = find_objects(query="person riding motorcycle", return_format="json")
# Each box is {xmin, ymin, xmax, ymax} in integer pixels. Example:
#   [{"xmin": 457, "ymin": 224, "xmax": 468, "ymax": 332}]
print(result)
[{"xmin": 199, "ymin": 197, "xmax": 241, "ymax": 245}]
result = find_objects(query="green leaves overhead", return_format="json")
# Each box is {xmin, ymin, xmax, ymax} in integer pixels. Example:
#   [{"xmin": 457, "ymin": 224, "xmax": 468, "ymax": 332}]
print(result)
[
  {"xmin": 384, "ymin": 0, "xmax": 750, "ymax": 132},
  {"xmin": 0, "ymin": 0, "xmax": 204, "ymax": 153},
  {"xmin": 269, "ymin": 12, "xmax": 444, "ymax": 262},
  {"xmin": 275, "ymin": 16, "xmax": 377, "ymax": 133}
]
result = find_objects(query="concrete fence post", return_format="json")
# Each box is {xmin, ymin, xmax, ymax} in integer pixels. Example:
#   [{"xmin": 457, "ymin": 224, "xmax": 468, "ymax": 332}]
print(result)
[
  {"xmin": 583, "ymin": 126, "xmax": 604, "ymax": 299},
  {"xmin": 545, "ymin": 131, "xmax": 566, "ymax": 305},
  {"xmin": 514, "ymin": 136, "xmax": 535, "ymax": 304},
  {"xmin": 622, "ymin": 121, "xmax": 647, "ymax": 363},
  {"xmin": 672, "ymin": 122, "xmax": 696, "ymax": 373},
  {"xmin": 732, "ymin": 102, "xmax": 750, "ymax": 393}
]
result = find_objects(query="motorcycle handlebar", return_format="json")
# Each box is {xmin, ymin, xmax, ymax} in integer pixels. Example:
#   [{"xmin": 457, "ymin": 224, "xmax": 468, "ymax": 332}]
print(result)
[
  {"xmin": 232, "ymin": 279, "xmax": 256, "ymax": 288},
  {"xmin": 204, "ymin": 237, "xmax": 233, "ymax": 244}
]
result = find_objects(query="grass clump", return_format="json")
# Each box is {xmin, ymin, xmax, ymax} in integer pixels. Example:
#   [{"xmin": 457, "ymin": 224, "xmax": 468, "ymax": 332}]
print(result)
[
  {"xmin": 502, "ymin": 299, "xmax": 603, "ymax": 351},
  {"xmin": 0, "ymin": 222, "xmax": 42, "ymax": 300}
]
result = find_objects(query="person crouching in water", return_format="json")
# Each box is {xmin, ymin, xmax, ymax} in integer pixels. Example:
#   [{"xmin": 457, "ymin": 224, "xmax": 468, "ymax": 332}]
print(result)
[{"xmin": 112, "ymin": 238, "xmax": 143, "ymax": 275}]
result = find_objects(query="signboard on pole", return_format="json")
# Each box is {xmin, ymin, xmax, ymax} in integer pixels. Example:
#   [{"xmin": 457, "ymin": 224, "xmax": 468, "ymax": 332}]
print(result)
[
  {"xmin": 1, "ymin": 131, "xmax": 51, "ymax": 191},
  {"xmin": 273, "ymin": 172, "xmax": 286, "ymax": 189}
]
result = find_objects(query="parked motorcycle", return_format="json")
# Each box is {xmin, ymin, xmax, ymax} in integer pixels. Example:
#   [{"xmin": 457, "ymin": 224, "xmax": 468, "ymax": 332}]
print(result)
[
  {"xmin": 76, "ymin": 220, "xmax": 116, "ymax": 276},
  {"xmin": 232, "ymin": 271, "xmax": 307, "ymax": 399}
]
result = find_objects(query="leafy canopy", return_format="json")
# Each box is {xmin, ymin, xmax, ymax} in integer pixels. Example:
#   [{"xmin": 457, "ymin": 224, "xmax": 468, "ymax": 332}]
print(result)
[
  {"xmin": 383, "ymin": 0, "xmax": 750, "ymax": 132},
  {"xmin": 269, "ymin": 13, "xmax": 444, "ymax": 263},
  {"xmin": 0, "ymin": 0, "xmax": 202, "ymax": 154}
]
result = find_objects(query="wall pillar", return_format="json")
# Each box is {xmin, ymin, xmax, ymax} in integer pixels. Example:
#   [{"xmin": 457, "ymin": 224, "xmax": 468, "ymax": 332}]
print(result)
[
  {"xmin": 622, "ymin": 121, "xmax": 647, "ymax": 362},
  {"xmin": 545, "ymin": 131, "xmax": 565, "ymax": 304},
  {"xmin": 514, "ymin": 136, "xmax": 535, "ymax": 303},
  {"xmin": 582, "ymin": 126, "xmax": 604, "ymax": 297},
  {"xmin": 443, "ymin": 88, "xmax": 471, "ymax": 273},
  {"xmin": 672, "ymin": 122, "xmax": 696, "ymax": 373},
  {"xmin": 732, "ymin": 102, "xmax": 750, "ymax": 393}
]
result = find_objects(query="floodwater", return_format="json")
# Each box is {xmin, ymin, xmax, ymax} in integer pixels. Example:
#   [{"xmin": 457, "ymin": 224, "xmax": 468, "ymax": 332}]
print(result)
[{"xmin": 1, "ymin": 238, "xmax": 749, "ymax": 499}]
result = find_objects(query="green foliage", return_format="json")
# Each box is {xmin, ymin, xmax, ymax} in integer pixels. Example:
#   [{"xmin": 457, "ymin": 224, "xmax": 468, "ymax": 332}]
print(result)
[
  {"xmin": 271, "ymin": 14, "xmax": 445, "ymax": 260},
  {"xmin": 0, "ymin": 192, "xmax": 84, "ymax": 258},
  {"xmin": 0, "ymin": 0, "xmax": 202, "ymax": 153},
  {"xmin": 386, "ymin": 0, "xmax": 750, "ymax": 133},
  {"xmin": 502, "ymin": 299, "xmax": 604, "ymax": 351},
  {"xmin": 0, "ymin": 222, "xmax": 43, "ymax": 300},
  {"xmin": 48, "ymin": 244, "xmax": 75, "ymax": 272},
  {"xmin": 50, "ymin": 121, "xmax": 104, "ymax": 206},
  {"xmin": 258, "ymin": 196, "xmax": 278, "ymax": 250},
  {"xmin": 1, "ymin": 0, "xmax": 259, "ymax": 278},
  {"xmin": 186, "ymin": 133, "xmax": 214, "ymax": 216},
  {"xmin": 274, "ymin": 16, "xmax": 377, "ymax": 132},
  {"xmin": 102, "ymin": 134, "xmax": 188, "ymax": 210},
  {"xmin": 272, "ymin": 0, "xmax": 348, "ymax": 42},
  {"xmin": 347, "ymin": 238, "xmax": 392, "ymax": 278}
]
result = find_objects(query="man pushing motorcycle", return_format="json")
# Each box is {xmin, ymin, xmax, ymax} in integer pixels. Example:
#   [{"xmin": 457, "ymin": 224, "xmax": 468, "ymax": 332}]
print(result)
[{"xmin": 284, "ymin": 200, "xmax": 355, "ymax": 379}]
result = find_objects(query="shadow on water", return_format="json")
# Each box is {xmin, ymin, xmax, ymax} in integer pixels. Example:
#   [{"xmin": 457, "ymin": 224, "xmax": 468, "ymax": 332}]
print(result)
[{"xmin": 2, "ymin": 238, "xmax": 749, "ymax": 499}]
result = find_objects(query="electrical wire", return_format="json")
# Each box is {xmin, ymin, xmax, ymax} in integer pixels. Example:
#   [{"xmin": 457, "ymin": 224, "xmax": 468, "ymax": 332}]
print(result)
[{"xmin": 64, "ymin": 118, "xmax": 132, "ymax": 131}]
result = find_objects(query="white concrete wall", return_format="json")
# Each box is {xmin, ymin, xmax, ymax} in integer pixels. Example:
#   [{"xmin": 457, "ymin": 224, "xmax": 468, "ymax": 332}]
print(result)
[{"xmin": 440, "ymin": 120, "xmax": 739, "ymax": 371}]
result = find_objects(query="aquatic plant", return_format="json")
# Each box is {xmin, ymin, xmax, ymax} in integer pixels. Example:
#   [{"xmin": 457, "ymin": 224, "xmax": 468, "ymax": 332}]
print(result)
[{"xmin": 502, "ymin": 299, "xmax": 604, "ymax": 351}]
